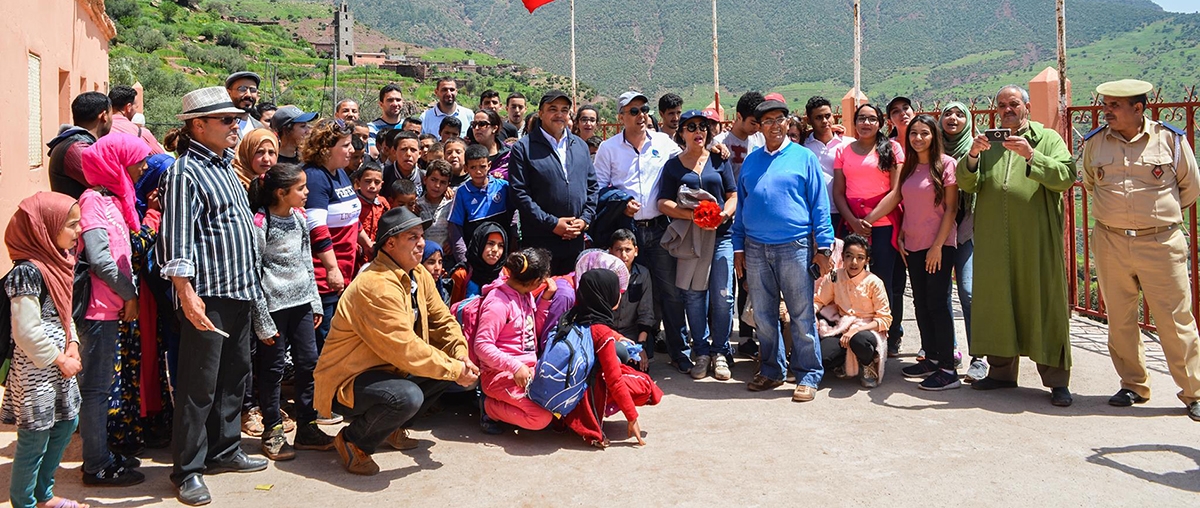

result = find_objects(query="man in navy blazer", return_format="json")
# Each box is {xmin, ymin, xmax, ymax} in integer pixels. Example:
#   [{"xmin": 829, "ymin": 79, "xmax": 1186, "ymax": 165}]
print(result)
[{"xmin": 508, "ymin": 90, "xmax": 599, "ymax": 275}]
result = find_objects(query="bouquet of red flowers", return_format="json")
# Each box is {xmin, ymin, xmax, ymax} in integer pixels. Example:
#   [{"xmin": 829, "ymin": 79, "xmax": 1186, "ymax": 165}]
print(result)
[{"xmin": 693, "ymin": 200, "xmax": 724, "ymax": 229}]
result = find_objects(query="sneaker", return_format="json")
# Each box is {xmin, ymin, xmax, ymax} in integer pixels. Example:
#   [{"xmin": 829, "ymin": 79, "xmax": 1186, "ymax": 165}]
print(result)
[
  {"xmin": 965, "ymin": 358, "xmax": 988, "ymax": 383},
  {"xmin": 260, "ymin": 425, "xmax": 295, "ymax": 461},
  {"xmin": 480, "ymin": 413, "xmax": 505, "ymax": 435},
  {"xmin": 82, "ymin": 461, "xmax": 145, "ymax": 486},
  {"xmin": 712, "ymin": 355, "xmax": 732, "ymax": 381},
  {"xmin": 747, "ymin": 373, "xmax": 784, "ymax": 392},
  {"xmin": 860, "ymin": 358, "xmax": 880, "ymax": 389},
  {"xmin": 386, "ymin": 428, "xmax": 419, "ymax": 450},
  {"xmin": 334, "ymin": 429, "xmax": 379, "ymax": 476},
  {"xmin": 241, "ymin": 407, "xmax": 264, "ymax": 437},
  {"xmin": 902, "ymin": 359, "xmax": 939, "ymax": 378},
  {"xmin": 918, "ymin": 370, "xmax": 962, "ymax": 391},
  {"xmin": 785, "ymin": 372, "xmax": 796, "ymax": 384},
  {"xmin": 689, "ymin": 355, "xmax": 712, "ymax": 380},
  {"xmin": 315, "ymin": 412, "xmax": 343, "ymax": 426},
  {"xmin": 281, "ymin": 409, "xmax": 297, "ymax": 433},
  {"xmin": 294, "ymin": 423, "xmax": 335, "ymax": 451},
  {"xmin": 916, "ymin": 349, "xmax": 926, "ymax": 362},
  {"xmin": 791, "ymin": 384, "xmax": 816, "ymax": 402}
]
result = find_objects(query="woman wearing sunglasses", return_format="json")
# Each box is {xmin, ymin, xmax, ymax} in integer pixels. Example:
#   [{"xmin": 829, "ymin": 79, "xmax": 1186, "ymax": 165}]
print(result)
[
  {"xmin": 657, "ymin": 110, "xmax": 738, "ymax": 381},
  {"xmin": 468, "ymin": 109, "xmax": 512, "ymax": 179}
]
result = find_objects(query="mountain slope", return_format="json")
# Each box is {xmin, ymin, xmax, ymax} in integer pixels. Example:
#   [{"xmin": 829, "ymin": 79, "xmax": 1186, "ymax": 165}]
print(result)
[{"xmin": 343, "ymin": 0, "xmax": 1197, "ymax": 103}]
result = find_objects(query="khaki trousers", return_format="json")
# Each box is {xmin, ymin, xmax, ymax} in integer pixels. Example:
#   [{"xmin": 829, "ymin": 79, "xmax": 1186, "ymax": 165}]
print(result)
[
  {"xmin": 986, "ymin": 355, "xmax": 1070, "ymax": 388},
  {"xmin": 1093, "ymin": 226, "xmax": 1200, "ymax": 404}
]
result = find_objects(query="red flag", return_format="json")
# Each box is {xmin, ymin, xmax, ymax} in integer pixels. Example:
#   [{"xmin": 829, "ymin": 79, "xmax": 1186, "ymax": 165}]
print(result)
[{"xmin": 523, "ymin": 0, "xmax": 556, "ymax": 12}]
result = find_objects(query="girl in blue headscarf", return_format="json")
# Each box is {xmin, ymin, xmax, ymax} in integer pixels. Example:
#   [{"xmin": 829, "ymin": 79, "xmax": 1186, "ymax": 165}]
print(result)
[{"xmin": 422, "ymin": 240, "xmax": 450, "ymax": 304}]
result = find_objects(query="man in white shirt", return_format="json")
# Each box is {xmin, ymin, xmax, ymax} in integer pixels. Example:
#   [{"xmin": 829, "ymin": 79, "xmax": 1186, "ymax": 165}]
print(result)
[
  {"xmin": 420, "ymin": 78, "xmax": 474, "ymax": 140},
  {"xmin": 594, "ymin": 91, "xmax": 694, "ymax": 372},
  {"xmin": 801, "ymin": 96, "xmax": 853, "ymax": 230}
]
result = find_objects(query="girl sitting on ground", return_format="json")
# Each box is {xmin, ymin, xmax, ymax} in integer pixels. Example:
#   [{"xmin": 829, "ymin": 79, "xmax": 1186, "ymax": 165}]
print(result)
[
  {"xmin": 813, "ymin": 234, "xmax": 892, "ymax": 389},
  {"xmin": 474, "ymin": 248, "xmax": 556, "ymax": 433},
  {"xmin": 449, "ymin": 222, "xmax": 507, "ymax": 304}
]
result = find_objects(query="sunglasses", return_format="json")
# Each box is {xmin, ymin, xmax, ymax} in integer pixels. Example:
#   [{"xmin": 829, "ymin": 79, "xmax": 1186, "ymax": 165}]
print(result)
[
  {"xmin": 683, "ymin": 122, "xmax": 710, "ymax": 132},
  {"xmin": 472, "ymin": 121, "xmax": 496, "ymax": 128},
  {"xmin": 205, "ymin": 116, "xmax": 239, "ymax": 125},
  {"xmin": 236, "ymin": 86, "xmax": 258, "ymax": 94},
  {"xmin": 624, "ymin": 105, "xmax": 650, "ymax": 116},
  {"xmin": 333, "ymin": 118, "xmax": 353, "ymax": 134}
]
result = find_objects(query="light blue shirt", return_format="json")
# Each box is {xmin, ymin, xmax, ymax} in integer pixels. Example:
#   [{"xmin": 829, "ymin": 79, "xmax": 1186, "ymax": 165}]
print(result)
[
  {"xmin": 541, "ymin": 127, "xmax": 570, "ymax": 179},
  {"xmin": 420, "ymin": 104, "xmax": 474, "ymax": 140}
]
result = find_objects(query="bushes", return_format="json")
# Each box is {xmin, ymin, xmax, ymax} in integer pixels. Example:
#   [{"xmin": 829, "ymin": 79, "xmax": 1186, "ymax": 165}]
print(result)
[
  {"xmin": 125, "ymin": 26, "xmax": 169, "ymax": 53},
  {"xmin": 105, "ymin": 0, "xmax": 141, "ymax": 28},
  {"xmin": 181, "ymin": 44, "xmax": 247, "ymax": 74}
]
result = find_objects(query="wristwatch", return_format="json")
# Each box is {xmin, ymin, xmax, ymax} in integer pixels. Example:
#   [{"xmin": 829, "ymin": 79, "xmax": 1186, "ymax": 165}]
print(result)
[{"xmin": 817, "ymin": 248, "xmax": 833, "ymax": 258}]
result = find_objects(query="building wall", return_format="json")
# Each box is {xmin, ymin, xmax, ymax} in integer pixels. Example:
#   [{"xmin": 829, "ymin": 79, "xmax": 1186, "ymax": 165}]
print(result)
[{"xmin": 0, "ymin": 0, "xmax": 113, "ymax": 270}]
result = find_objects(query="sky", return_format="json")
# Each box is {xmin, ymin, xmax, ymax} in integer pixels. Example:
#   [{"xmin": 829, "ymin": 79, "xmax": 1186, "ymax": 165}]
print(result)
[{"xmin": 1154, "ymin": 0, "xmax": 1200, "ymax": 13}]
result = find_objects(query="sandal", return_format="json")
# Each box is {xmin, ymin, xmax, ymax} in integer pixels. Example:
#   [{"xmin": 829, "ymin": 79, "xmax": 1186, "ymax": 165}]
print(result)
[{"xmin": 44, "ymin": 497, "xmax": 91, "ymax": 508}]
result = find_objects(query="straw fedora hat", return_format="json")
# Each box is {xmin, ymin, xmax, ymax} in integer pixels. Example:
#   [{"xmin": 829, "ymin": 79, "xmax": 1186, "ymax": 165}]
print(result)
[{"xmin": 177, "ymin": 86, "xmax": 247, "ymax": 121}]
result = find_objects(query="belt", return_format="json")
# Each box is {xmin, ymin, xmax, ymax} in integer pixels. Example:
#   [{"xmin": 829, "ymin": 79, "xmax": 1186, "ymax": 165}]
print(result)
[
  {"xmin": 1098, "ymin": 222, "xmax": 1179, "ymax": 237},
  {"xmin": 633, "ymin": 215, "xmax": 669, "ymax": 228}
]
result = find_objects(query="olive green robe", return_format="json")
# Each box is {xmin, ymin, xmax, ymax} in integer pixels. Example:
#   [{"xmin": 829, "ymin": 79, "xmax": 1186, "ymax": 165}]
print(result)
[{"xmin": 956, "ymin": 121, "xmax": 1076, "ymax": 368}]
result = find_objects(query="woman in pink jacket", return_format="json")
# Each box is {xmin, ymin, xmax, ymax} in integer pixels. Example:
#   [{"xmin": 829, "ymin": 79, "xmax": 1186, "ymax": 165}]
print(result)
[{"xmin": 473, "ymin": 248, "xmax": 556, "ymax": 433}]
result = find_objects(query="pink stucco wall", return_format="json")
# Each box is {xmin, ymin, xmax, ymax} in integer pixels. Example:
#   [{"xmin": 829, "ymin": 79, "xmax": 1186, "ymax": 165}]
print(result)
[{"xmin": 0, "ymin": 0, "xmax": 113, "ymax": 270}]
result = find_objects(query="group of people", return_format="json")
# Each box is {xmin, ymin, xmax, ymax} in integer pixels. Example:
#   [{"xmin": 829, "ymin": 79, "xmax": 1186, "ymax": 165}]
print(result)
[{"xmin": 4, "ymin": 70, "xmax": 1200, "ymax": 508}]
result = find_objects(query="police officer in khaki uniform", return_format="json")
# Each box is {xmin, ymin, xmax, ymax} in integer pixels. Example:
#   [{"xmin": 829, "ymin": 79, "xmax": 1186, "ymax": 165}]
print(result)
[{"xmin": 1081, "ymin": 79, "xmax": 1200, "ymax": 422}]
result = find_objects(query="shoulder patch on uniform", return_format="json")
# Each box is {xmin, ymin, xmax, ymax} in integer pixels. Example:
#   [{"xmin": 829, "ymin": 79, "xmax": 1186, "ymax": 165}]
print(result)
[
  {"xmin": 1159, "ymin": 120, "xmax": 1185, "ymax": 136},
  {"xmin": 1082, "ymin": 124, "xmax": 1107, "ymax": 141}
]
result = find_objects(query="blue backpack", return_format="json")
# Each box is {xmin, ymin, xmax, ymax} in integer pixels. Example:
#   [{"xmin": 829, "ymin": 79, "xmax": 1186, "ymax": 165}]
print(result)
[{"xmin": 528, "ymin": 324, "xmax": 595, "ymax": 418}]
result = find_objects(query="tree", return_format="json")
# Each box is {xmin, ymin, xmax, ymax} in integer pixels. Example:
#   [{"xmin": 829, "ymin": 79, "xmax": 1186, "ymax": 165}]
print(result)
[{"xmin": 160, "ymin": 0, "xmax": 180, "ymax": 22}]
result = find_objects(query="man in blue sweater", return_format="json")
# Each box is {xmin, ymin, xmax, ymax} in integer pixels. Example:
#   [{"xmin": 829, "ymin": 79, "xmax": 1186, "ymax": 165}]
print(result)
[{"xmin": 732, "ymin": 99, "xmax": 835, "ymax": 402}]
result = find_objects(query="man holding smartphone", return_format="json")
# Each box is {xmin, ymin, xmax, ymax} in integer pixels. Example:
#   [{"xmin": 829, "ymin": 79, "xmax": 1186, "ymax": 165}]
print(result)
[
  {"xmin": 1082, "ymin": 79, "xmax": 1200, "ymax": 422},
  {"xmin": 957, "ymin": 85, "xmax": 1077, "ymax": 407},
  {"xmin": 732, "ymin": 98, "xmax": 834, "ymax": 403}
]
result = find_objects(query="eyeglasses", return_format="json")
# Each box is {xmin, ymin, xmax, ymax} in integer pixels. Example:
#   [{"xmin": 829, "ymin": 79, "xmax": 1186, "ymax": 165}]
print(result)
[
  {"xmin": 473, "ymin": 121, "xmax": 496, "ymax": 128},
  {"xmin": 855, "ymin": 116, "xmax": 880, "ymax": 124},
  {"xmin": 236, "ymin": 86, "xmax": 259, "ymax": 94},
  {"xmin": 624, "ymin": 105, "xmax": 650, "ymax": 116},
  {"xmin": 683, "ymin": 122, "xmax": 710, "ymax": 132},
  {"xmin": 759, "ymin": 117, "xmax": 788, "ymax": 127},
  {"xmin": 205, "ymin": 116, "xmax": 239, "ymax": 125},
  {"xmin": 333, "ymin": 118, "xmax": 353, "ymax": 134}
]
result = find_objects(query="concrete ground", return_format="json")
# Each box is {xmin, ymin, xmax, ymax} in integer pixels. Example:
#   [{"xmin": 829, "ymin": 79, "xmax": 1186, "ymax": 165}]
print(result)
[{"xmin": 2, "ymin": 293, "xmax": 1198, "ymax": 507}]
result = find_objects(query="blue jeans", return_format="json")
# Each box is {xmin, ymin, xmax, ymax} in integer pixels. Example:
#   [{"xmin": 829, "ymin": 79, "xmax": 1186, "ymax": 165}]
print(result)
[
  {"xmin": 954, "ymin": 238, "xmax": 974, "ymax": 346},
  {"xmin": 78, "ymin": 318, "xmax": 119, "ymax": 474},
  {"xmin": 744, "ymin": 238, "xmax": 823, "ymax": 387},
  {"xmin": 10, "ymin": 418, "xmax": 78, "ymax": 508},
  {"xmin": 682, "ymin": 236, "xmax": 735, "ymax": 357},
  {"xmin": 870, "ymin": 226, "xmax": 906, "ymax": 347},
  {"xmin": 316, "ymin": 292, "xmax": 340, "ymax": 352},
  {"xmin": 635, "ymin": 221, "xmax": 691, "ymax": 369}
]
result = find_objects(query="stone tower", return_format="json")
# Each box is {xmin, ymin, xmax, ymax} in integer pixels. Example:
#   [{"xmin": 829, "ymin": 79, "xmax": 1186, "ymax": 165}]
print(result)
[{"xmin": 336, "ymin": 0, "xmax": 354, "ymax": 63}]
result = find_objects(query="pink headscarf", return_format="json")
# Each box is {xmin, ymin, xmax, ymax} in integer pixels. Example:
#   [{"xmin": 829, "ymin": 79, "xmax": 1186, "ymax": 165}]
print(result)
[{"xmin": 82, "ymin": 133, "xmax": 149, "ymax": 229}]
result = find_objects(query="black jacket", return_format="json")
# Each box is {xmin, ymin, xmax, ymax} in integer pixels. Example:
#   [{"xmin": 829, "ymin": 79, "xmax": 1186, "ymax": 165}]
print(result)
[
  {"xmin": 507, "ymin": 119, "xmax": 598, "ymax": 241},
  {"xmin": 46, "ymin": 127, "xmax": 96, "ymax": 199}
]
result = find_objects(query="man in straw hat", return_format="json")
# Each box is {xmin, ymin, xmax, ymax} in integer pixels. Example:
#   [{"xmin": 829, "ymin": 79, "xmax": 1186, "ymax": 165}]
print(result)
[
  {"xmin": 1081, "ymin": 79, "xmax": 1200, "ymax": 421},
  {"xmin": 158, "ymin": 86, "xmax": 268, "ymax": 505},
  {"xmin": 314, "ymin": 207, "xmax": 479, "ymax": 476}
]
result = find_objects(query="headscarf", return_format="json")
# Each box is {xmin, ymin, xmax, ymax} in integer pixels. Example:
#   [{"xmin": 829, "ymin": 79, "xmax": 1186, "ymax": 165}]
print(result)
[
  {"xmin": 940, "ymin": 102, "xmax": 975, "ymax": 160},
  {"xmin": 574, "ymin": 249, "xmax": 629, "ymax": 293},
  {"xmin": 464, "ymin": 222, "xmax": 507, "ymax": 287},
  {"xmin": 234, "ymin": 128, "xmax": 279, "ymax": 189},
  {"xmin": 560, "ymin": 269, "xmax": 620, "ymax": 337},
  {"xmin": 941, "ymin": 102, "xmax": 976, "ymax": 215},
  {"xmin": 136, "ymin": 153, "xmax": 174, "ymax": 216},
  {"xmin": 81, "ymin": 132, "xmax": 149, "ymax": 229},
  {"xmin": 5, "ymin": 192, "xmax": 79, "ymax": 341},
  {"xmin": 422, "ymin": 240, "xmax": 443, "ymax": 262}
]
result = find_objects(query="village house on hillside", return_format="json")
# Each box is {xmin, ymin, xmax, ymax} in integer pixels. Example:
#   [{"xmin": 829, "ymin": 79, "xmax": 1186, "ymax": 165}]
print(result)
[{"xmin": 0, "ymin": 0, "xmax": 114, "ymax": 269}]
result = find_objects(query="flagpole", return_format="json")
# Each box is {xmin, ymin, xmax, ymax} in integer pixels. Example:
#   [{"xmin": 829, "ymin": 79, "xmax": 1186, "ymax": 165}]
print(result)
[
  {"xmin": 853, "ymin": 0, "xmax": 861, "ymax": 97},
  {"xmin": 570, "ymin": 0, "xmax": 577, "ymax": 105},
  {"xmin": 712, "ymin": 0, "xmax": 720, "ymax": 118}
]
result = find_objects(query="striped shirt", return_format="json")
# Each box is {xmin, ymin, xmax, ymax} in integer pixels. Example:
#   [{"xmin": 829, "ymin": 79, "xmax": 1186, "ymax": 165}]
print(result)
[
  {"xmin": 304, "ymin": 164, "xmax": 361, "ymax": 293},
  {"xmin": 157, "ymin": 140, "xmax": 262, "ymax": 302}
]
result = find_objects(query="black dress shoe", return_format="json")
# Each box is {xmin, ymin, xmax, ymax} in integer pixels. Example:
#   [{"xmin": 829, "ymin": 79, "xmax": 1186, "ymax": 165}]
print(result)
[
  {"xmin": 1108, "ymin": 388, "xmax": 1148, "ymax": 407},
  {"xmin": 177, "ymin": 475, "xmax": 211, "ymax": 506},
  {"xmin": 205, "ymin": 451, "xmax": 268, "ymax": 474},
  {"xmin": 1051, "ymin": 387, "xmax": 1073, "ymax": 407},
  {"xmin": 970, "ymin": 377, "xmax": 1018, "ymax": 391}
]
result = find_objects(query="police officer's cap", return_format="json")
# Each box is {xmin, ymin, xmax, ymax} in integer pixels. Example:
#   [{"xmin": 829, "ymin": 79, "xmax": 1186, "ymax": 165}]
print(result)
[{"xmin": 1096, "ymin": 79, "xmax": 1153, "ymax": 98}]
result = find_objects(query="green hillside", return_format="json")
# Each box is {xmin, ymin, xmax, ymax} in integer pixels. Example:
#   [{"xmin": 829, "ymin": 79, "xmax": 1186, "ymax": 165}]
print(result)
[
  {"xmin": 342, "ymin": 0, "xmax": 1200, "ymax": 109},
  {"xmin": 103, "ymin": 0, "xmax": 593, "ymax": 131}
]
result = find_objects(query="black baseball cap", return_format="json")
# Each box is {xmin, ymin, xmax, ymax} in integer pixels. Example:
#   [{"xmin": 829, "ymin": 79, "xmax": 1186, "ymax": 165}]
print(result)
[
  {"xmin": 886, "ymin": 96, "xmax": 912, "ymax": 114},
  {"xmin": 539, "ymin": 89, "xmax": 572, "ymax": 107},
  {"xmin": 754, "ymin": 100, "xmax": 789, "ymax": 120}
]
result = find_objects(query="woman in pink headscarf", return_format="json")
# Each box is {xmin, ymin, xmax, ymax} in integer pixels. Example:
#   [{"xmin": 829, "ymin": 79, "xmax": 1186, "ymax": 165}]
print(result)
[{"xmin": 75, "ymin": 132, "xmax": 150, "ymax": 483}]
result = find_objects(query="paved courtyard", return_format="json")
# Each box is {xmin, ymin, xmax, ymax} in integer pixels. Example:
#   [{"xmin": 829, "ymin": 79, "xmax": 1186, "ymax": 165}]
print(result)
[{"xmin": 2, "ymin": 293, "xmax": 1198, "ymax": 507}]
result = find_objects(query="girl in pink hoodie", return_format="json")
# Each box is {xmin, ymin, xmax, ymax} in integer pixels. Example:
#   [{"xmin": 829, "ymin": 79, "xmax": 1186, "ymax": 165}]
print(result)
[{"xmin": 473, "ymin": 248, "xmax": 555, "ymax": 432}]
